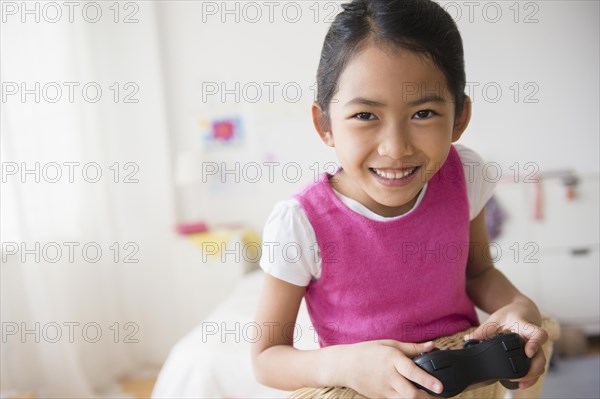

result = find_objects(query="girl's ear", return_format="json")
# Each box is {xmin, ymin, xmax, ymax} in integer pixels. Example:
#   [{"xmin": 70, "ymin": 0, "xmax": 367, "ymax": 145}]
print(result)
[
  {"xmin": 311, "ymin": 102, "xmax": 334, "ymax": 146},
  {"xmin": 451, "ymin": 95, "xmax": 472, "ymax": 142}
]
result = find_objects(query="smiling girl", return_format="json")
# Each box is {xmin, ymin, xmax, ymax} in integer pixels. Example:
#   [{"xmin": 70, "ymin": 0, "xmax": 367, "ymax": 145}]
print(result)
[{"xmin": 251, "ymin": 1, "xmax": 548, "ymax": 398}]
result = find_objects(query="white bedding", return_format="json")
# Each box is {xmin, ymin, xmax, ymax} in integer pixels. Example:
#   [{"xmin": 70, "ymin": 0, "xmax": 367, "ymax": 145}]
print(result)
[{"xmin": 151, "ymin": 270, "xmax": 319, "ymax": 398}]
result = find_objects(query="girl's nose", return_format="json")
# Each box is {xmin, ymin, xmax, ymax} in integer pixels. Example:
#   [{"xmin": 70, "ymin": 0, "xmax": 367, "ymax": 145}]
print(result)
[{"xmin": 377, "ymin": 125, "xmax": 414, "ymax": 160}]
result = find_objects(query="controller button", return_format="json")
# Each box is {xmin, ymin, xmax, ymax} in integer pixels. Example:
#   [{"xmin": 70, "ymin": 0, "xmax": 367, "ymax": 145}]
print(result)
[
  {"xmin": 463, "ymin": 339, "xmax": 479, "ymax": 348},
  {"xmin": 502, "ymin": 337, "xmax": 521, "ymax": 352},
  {"xmin": 509, "ymin": 355, "xmax": 527, "ymax": 373},
  {"xmin": 431, "ymin": 358, "xmax": 451, "ymax": 370}
]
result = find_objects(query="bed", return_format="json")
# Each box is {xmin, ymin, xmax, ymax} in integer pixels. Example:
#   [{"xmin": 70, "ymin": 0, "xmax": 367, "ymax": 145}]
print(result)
[{"xmin": 151, "ymin": 270, "xmax": 316, "ymax": 398}]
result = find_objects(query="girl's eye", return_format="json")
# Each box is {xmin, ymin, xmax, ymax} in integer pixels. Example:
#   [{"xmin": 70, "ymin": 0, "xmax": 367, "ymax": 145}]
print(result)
[
  {"xmin": 413, "ymin": 110, "xmax": 437, "ymax": 119},
  {"xmin": 353, "ymin": 112, "xmax": 376, "ymax": 121}
]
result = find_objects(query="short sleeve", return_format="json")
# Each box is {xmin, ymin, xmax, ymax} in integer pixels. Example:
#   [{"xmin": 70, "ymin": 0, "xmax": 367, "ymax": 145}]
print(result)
[
  {"xmin": 259, "ymin": 200, "xmax": 320, "ymax": 287},
  {"xmin": 455, "ymin": 144, "xmax": 497, "ymax": 220}
]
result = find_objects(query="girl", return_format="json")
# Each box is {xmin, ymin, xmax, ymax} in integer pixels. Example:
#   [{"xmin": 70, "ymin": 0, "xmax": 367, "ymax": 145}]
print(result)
[{"xmin": 251, "ymin": 1, "xmax": 548, "ymax": 397}]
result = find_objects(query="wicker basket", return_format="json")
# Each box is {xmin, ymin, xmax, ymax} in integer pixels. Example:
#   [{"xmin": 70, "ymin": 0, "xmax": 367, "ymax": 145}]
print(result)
[{"xmin": 289, "ymin": 315, "xmax": 560, "ymax": 399}]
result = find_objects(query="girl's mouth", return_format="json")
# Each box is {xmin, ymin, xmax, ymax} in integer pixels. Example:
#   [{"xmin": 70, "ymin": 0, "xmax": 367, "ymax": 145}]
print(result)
[
  {"xmin": 371, "ymin": 167, "xmax": 418, "ymax": 179},
  {"xmin": 369, "ymin": 166, "xmax": 420, "ymax": 186}
]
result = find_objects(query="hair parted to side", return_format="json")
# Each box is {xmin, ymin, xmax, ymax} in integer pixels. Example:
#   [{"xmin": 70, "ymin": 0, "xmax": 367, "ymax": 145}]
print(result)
[{"xmin": 315, "ymin": 0, "xmax": 467, "ymax": 130}]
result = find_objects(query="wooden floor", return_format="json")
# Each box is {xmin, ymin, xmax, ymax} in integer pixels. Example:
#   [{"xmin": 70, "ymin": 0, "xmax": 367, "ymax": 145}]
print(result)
[
  {"xmin": 1, "ymin": 376, "xmax": 158, "ymax": 399},
  {"xmin": 120, "ymin": 376, "xmax": 157, "ymax": 399}
]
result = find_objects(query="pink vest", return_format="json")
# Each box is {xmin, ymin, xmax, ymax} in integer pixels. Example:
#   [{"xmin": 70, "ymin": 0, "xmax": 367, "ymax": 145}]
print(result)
[{"xmin": 295, "ymin": 146, "xmax": 478, "ymax": 347}]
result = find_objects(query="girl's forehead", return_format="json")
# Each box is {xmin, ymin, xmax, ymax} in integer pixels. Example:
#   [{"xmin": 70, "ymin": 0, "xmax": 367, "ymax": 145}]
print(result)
[{"xmin": 336, "ymin": 44, "xmax": 450, "ymax": 101}]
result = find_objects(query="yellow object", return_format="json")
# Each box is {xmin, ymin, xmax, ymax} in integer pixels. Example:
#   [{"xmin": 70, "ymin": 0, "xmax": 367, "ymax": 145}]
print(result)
[{"xmin": 188, "ymin": 227, "xmax": 261, "ymax": 261}]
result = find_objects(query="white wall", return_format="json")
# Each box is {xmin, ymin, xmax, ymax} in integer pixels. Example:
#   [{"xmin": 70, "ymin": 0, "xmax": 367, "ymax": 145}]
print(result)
[
  {"xmin": 457, "ymin": 0, "xmax": 599, "ymax": 173},
  {"xmin": 156, "ymin": 0, "xmax": 599, "ymax": 231},
  {"xmin": 156, "ymin": 1, "xmax": 333, "ymax": 230}
]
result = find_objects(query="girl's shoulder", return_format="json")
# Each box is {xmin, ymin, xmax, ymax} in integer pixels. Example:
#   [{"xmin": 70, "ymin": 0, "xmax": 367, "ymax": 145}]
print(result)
[
  {"xmin": 453, "ymin": 143, "xmax": 497, "ymax": 220},
  {"xmin": 454, "ymin": 143, "xmax": 487, "ymax": 165},
  {"xmin": 260, "ymin": 199, "xmax": 320, "ymax": 286},
  {"xmin": 263, "ymin": 199, "xmax": 308, "ymax": 229}
]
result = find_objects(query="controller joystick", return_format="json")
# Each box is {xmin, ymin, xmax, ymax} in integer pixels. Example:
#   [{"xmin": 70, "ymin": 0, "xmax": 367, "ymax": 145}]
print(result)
[{"xmin": 412, "ymin": 333, "xmax": 530, "ymax": 398}]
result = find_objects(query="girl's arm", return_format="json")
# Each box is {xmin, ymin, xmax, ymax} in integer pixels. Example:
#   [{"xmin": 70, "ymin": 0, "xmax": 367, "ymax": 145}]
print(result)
[
  {"xmin": 465, "ymin": 209, "xmax": 538, "ymax": 316},
  {"xmin": 251, "ymin": 273, "xmax": 341, "ymax": 389},
  {"xmin": 251, "ymin": 273, "xmax": 442, "ymax": 397},
  {"xmin": 465, "ymin": 209, "xmax": 549, "ymax": 389}
]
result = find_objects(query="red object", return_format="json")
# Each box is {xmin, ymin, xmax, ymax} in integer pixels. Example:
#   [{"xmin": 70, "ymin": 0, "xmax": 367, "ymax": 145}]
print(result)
[
  {"xmin": 176, "ymin": 222, "xmax": 209, "ymax": 235},
  {"xmin": 212, "ymin": 120, "xmax": 235, "ymax": 141}
]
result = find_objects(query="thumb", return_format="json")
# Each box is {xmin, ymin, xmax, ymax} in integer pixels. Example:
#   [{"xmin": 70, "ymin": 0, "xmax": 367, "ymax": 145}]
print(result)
[
  {"xmin": 384, "ymin": 340, "xmax": 436, "ymax": 357},
  {"xmin": 464, "ymin": 321, "xmax": 503, "ymax": 342}
]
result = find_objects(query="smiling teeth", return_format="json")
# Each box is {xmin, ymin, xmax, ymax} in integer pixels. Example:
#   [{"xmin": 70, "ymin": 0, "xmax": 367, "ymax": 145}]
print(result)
[{"xmin": 373, "ymin": 167, "xmax": 417, "ymax": 179}]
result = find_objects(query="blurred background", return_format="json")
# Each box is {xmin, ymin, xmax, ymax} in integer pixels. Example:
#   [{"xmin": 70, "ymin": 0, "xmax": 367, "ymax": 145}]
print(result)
[{"xmin": 1, "ymin": 1, "xmax": 598, "ymax": 398}]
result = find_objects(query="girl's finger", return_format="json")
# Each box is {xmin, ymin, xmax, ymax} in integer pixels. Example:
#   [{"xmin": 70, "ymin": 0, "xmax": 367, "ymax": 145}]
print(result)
[
  {"xmin": 519, "ymin": 378, "xmax": 539, "ymax": 390},
  {"xmin": 523, "ymin": 327, "xmax": 548, "ymax": 358},
  {"xmin": 511, "ymin": 348, "xmax": 547, "ymax": 383},
  {"xmin": 391, "ymin": 377, "xmax": 435, "ymax": 399},
  {"xmin": 383, "ymin": 340, "xmax": 435, "ymax": 357},
  {"xmin": 526, "ymin": 349, "xmax": 547, "ymax": 379},
  {"xmin": 394, "ymin": 355, "xmax": 443, "ymax": 395}
]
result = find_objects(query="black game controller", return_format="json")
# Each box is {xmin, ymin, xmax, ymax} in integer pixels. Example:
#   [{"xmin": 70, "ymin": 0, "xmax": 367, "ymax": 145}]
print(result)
[{"xmin": 412, "ymin": 333, "xmax": 530, "ymax": 398}]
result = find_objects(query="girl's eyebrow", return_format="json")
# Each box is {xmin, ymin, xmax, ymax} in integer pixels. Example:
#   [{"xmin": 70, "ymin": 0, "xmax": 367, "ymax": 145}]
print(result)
[
  {"xmin": 344, "ymin": 97, "xmax": 385, "ymax": 107},
  {"xmin": 344, "ymin": 94, "xmax": 446, "ymax": 107},
  {"xmin": 407, "ymin": 94, "xmax": 446, "ymax": 106}
]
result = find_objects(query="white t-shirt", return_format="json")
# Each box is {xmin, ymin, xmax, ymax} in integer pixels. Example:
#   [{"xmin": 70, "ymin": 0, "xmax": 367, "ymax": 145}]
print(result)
[{"xmin": 260, "ymin": 144, "xmax": 496, "ymax": 287}]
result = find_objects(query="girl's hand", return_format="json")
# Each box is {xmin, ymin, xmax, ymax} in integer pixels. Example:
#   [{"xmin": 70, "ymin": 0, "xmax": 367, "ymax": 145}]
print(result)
[
  {"xmin": 465, "ymin": 298, "xmax": 549, "ymax": 390},
  {"xmin": 338, "ymin": 339, "xmax": 443, "ymax": 399}
]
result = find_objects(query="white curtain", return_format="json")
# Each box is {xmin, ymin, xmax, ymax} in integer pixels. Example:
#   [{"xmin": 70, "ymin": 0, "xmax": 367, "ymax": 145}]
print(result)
[{"xmin": 1, "ymin": 3, "xmax": 182, "ymax": 397}]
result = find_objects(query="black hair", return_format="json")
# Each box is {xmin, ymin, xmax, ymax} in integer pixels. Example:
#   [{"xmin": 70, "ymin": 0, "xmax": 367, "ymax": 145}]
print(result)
[{"xmin": 316, "ymin": 0, "xmax": 466, "ymax": 128}]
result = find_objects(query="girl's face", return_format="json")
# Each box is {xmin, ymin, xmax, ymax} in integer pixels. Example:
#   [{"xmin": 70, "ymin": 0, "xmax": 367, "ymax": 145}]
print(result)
[{"xmin": 313, "ymin": 42, "xmax": 471, "ymax": 217}]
